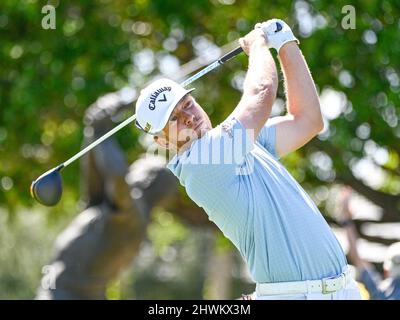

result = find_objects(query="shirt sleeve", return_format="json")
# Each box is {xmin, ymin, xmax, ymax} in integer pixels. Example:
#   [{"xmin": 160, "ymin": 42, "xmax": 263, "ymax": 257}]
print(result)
[{"xmin": 256, "ymin": 121, "xmax": 279, "ymax": 159}]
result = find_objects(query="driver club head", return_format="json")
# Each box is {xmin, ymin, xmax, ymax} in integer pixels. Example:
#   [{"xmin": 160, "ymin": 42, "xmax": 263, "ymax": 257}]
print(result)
[{"xmin": 30, "ymin": 165, "xmax": 64, "ymax": 206}]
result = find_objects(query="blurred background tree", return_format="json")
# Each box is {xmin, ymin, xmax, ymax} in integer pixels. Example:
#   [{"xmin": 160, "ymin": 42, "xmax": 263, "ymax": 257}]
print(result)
[{"xmin": 0, "ymin": 0, "xmax": 399, "ymax": 299}]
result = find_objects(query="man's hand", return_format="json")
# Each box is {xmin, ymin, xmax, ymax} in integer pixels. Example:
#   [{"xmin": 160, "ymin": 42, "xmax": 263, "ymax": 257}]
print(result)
[
  {"xmin": 238, "ymin": 28, "xmax": 267, "ymax": 55},
  {"xmin": 256, "ymin": 19, "xmax": 299, "ymax": 53}
]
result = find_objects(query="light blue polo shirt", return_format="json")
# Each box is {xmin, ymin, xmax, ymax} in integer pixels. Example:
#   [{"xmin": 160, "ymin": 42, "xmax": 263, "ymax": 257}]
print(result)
[{"xmin": 167, "ymin": 117, "xmax": 347, "ymax": 283}]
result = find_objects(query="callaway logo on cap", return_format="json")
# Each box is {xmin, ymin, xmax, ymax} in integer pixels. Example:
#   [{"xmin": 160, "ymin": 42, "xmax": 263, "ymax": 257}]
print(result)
[
  {"xmin": 135, "ymin": 78, "xmax": 195, "ymax": 134},
  {"xmin": 148, "ymin": 86, "xmax": 171, "ymax": 110}
]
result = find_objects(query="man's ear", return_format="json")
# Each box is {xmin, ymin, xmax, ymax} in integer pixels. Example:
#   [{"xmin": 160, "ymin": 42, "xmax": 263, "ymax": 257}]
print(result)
[{"xmin": 154, "ymin": 135, "xmax": 169, "ymax": 149}]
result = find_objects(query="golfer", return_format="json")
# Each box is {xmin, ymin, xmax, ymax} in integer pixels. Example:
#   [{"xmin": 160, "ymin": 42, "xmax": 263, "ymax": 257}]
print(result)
[{"xmin": 135, "ymin": 19, "xmax": 361, "ymax": 300}]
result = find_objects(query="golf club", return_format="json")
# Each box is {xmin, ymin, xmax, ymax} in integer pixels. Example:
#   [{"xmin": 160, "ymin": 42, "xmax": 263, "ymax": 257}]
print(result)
[{"xmin": 30, "ymin": 46, "xmax": 243, "ymax": 206}]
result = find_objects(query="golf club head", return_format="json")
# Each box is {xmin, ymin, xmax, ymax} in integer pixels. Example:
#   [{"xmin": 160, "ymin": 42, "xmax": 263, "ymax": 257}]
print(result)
[{"xmin": 30, "ymin": 165, "xmax": 64, "ymax": 206}]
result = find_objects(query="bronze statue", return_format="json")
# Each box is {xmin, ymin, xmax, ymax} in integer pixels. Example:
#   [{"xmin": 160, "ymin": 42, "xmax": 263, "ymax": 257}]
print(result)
[{"xmin": 36, "ymin": 91, "xmax": 211, "ymax": 299}]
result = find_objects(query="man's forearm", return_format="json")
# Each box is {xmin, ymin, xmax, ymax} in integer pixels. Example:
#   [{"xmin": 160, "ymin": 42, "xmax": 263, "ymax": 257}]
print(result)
[
  {"xmin": 279, "ymin": 42, "xmax": 322, "ymax": 130},
  {"xmin": 233, "ymin": 29, "xmax": 278, "ymax": 137},
  {"xmin": 344, "ymin": 224, "xmax": 365, "ymax": 269},
  {"xmin": 243, "ymin": 40, "xmax": 278, "ymax": 96}
]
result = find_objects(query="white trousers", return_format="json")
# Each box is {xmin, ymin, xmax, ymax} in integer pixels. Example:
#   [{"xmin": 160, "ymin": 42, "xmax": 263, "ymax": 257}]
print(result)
[{"xmin": 255, "ymin": 278, "xmax": 362, "ymax": 300}]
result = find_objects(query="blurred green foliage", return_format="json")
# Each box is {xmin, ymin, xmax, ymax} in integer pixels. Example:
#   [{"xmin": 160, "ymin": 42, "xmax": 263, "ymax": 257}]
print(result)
[
  {"xmin": 0, "ymin": 207, "xmax": 74, "ymax": 299},
  {"xmin": 0, "ymin": 0, "xmax": 399, "ymax": 299}
]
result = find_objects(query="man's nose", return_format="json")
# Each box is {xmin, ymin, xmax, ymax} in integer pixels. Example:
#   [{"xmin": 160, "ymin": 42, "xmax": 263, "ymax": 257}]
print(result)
[{"xmin": 182, "ymin": 110, "xmax": 194, "ymax": 126}]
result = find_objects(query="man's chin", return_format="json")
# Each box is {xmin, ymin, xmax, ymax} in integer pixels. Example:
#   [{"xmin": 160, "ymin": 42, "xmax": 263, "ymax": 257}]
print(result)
[
  {"xmin": 189, "ymin": 128, "xmax": 208, "ymax": 141},
  {"xmin": 177, "ymin": 128, "xmax": 210, "ymax": 151},
  {"xmin": 178, "ymin": 134, "xmax": 199, "ymax": 150},
  {"xmin": 180, "ymin": 136, "xmax": 198, "ymax": 147}
]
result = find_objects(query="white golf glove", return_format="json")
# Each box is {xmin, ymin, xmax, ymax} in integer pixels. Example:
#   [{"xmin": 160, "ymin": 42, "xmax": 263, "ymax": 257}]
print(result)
[{"xmin": 255, "ymin": 19, "xmax": 299, "ymax": 53}]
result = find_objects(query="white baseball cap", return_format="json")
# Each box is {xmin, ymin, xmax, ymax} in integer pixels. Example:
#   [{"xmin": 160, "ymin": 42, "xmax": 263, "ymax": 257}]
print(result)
[{"xmin": 135, "ymin": 78, "xmax": 195, "ymax": 134}]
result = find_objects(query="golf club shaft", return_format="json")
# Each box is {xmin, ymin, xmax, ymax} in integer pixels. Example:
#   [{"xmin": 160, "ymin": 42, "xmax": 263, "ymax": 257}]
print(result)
[
  {"xmin": 60, "ymin": 46, "xmax": 243, "ymax": 169},
  {"xmin": 180, "ymin": 46, "xmax": 243, "ymax": 87},
  {"xmin": 63, "ymin": 113, "xmax": 137, "ymax": 168}
]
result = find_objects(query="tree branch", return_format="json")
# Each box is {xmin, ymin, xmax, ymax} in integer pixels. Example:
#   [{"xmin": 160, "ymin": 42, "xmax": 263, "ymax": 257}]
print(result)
[{"xmin": 310, "ymin": 138, "xmax": 400, "ymax": 219}]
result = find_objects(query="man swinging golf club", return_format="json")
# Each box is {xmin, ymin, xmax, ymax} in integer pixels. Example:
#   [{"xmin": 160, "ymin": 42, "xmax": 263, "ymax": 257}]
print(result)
[{"xmin": 136, "ymin": 19, "xmax": 361, "ymax": 300}]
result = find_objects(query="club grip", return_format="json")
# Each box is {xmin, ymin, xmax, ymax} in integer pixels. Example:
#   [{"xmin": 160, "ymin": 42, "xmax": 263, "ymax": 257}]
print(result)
[{"xmin": 219, "ymin": 46, "xmax": 243, "ymax": 64}]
